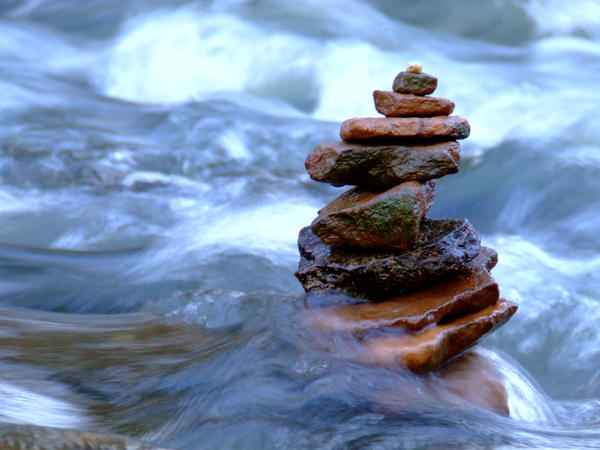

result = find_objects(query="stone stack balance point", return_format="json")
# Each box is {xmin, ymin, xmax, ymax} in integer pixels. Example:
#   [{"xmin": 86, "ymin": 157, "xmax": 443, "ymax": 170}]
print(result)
[{"xmin": 296, "ymin": 62, "xmax": 517, "ymax": 376}]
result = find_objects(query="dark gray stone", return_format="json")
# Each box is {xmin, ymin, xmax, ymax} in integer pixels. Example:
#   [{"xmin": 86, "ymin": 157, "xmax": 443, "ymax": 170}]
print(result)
[
  {"xmin": 393, "ymin": 71, "xmax": 438, "ymax": 95},
  {"xmin": 295, "ymin": 218, "xmax": 481, "ymax": 300}
]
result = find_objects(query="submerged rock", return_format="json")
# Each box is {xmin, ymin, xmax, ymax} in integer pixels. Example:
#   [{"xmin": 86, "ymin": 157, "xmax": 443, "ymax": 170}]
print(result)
[
  {"xmin": 371, "ymin": 349, "xmax": 510, "ymax": 416},
  {"xmin": 311, "ymin": 181, "xmax": 435, "ymax": 250},
  {"xmin": 305, "ymin": 141, "xmax": 460, "ymax": 187},
  {"xmin": 430, "ymin": 349, "xmax": 510, "ymax": 416},
  {"xmin": 373, "ymin": 90, "xmax": 455, "ymax": 117},
  {"xmin": 306, "ymin": 252, "xmax": 499, "ymax": 333},
  {"xmin": 340, "ymin": 116, "xmax": 470, "ymax": 142},
  {"xmin": 363, "ymin": 299, "xmax": 518, "ymax": 372},
  {"xmin": 296, "ymin": 218, "xmax": 481, "ymax": 300},
  {"xmin": 392, "ymin": 70, "xmax": 438, "ymax": 95},
  {"xmin": 0, "ymin": 423, "xmax": 167, "ymax": 449}
]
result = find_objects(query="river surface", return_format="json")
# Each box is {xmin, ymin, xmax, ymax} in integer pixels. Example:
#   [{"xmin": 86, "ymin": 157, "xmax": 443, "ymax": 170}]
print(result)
[{"xmin": 1, "ymin": 0, "xmax": 600, "ymax": 448}]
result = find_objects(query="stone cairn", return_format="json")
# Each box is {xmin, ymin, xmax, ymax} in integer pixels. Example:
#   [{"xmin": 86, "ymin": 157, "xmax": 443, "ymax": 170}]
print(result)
[{"xmin": 295, "ymin": 62, "xmax": 517, "ymax": 374}]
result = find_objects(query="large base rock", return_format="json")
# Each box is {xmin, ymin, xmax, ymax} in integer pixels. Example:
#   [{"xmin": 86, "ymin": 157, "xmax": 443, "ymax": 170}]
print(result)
[
  {"xmin": 305, "ymin": 141, "xmax": 460, "ymax": 188},
  {"xmin": 296, "ymin": 218, "xmax": 481, "ymax": 300},
  {"xmin": 340, "ymin": 116, "xmax": 470, "ymax": 142},
  {"xmin": 311, "ymin": 181, "xmax": 434, "ymax": 250},
  {"xmin": 306, "ymin": 248, "xmax": 499, "ymax": 333}
]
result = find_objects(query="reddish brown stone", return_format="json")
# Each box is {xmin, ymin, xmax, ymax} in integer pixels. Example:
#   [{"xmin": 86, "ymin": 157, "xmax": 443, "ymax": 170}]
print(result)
[
  {"xmin": 373, "ymin": 90, "xmax": 455, "ymax": 117},
  {"xmin": 305, "ymin": 141, "xmax": 460, "ymax": 188},
  {"xmin": 340, "ymin": 116, "xmax": 470, "ymax": 142},
  {"xmin": 393, "ymin": 71, "xmax": 437, "ymax": 95},
  {"xmin": 362, "ymin": 299, "xmax": 517, "ymax": 372},
  {"xmin": 311, "ymin": 181, "xmax": 434, "ymax": 250},
  {"xmin": 306, "ymin": 265, "xmax": 499, "ymax": 334}
]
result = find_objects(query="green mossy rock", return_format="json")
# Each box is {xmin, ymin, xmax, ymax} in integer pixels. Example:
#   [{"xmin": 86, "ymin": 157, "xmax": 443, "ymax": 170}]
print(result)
[
  {"xmin": 392, "ymin": 71, "xmax": 438, "ymax": 95},
  {"xmin": 311, "ymin": 181, "xmax": 435, "ymax": 250}
]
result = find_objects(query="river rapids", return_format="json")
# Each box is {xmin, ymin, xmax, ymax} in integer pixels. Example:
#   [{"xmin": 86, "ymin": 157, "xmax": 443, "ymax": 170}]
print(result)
[{"xmin": 1, "ymin": 0, "xmax": 600, "ymax": 448}]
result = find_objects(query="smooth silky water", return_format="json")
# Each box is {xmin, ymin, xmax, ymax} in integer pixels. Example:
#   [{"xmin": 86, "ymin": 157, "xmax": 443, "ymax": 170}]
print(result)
[{"xmin": 1, "ymin": 0, "xmax": 600, "ymax": 448}]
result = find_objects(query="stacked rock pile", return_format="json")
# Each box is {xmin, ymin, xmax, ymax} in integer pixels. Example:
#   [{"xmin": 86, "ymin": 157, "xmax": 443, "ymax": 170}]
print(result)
[{"xmin": 295, "ymin": 62, "xmax": 517, "ymax": 373}]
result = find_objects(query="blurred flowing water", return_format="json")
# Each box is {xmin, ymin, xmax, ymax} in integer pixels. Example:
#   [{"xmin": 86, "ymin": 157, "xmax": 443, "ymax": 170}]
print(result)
[{"xmin": 0, "ymin": 0, "xmax": 600, "ymax": 447}]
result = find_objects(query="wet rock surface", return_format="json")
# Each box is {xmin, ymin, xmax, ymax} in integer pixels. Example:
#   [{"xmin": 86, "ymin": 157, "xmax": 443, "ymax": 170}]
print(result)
[
  {"xmin": 373, "ymin": 90, "xmax": 455, "ymax": 117},
  {"xmin": 428, "ymin": 350, "xmax": 510, "ymax": 415},
  {"xmin": 305, "ymin": 141, "xmax": 460, "ymax": 187},
  {"xmin": 311, "ymin": 181, "xmax": 435, "ymax": 250},
  {"xmin": 363, "ymin": 299, "xmax": 518, "ymax": 372},
  {"xmin": 296, "ymin": 218, "xmax": 481, "ymax": 300},
  {"xmin": 340, "ymin": 116, "xmax": 470, "ymax": 142},
  {"xmin": 392, "ymin": 70, "xmax": 438, "ymax": 95},
  {"xmin": 370, "ymin": 349, "xmax": 510, "ymax": 416},
  {"xmin": 306, "ymin": 261, "xmax": 499, "ymax": 333}
]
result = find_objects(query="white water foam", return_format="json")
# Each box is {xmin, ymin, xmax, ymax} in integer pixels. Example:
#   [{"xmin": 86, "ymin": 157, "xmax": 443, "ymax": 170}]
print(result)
[
  {"xmin": 525, "ymin": 0, "xmax": 600, "ymax": 38},
  {"xmin": 478, "ymin": 348, "xmax": 556, "ymax": 424},
  {"xmin": 0, "ymin": 381, "xmax": 89, "ymax": 429},
  {"xmin": 484, "ymin": 233, "xmax": 600, "ymax": 400},
  {"xmin": 101, "ymin": 9, "xmax": 319, "ymax": 105},
  {"xmin": 122, "ymin": 192, "xmax": 320, "ymax": 284},
  {"xmin": 97, "ymin": 5, "xmax": 600, "ymax": 158}
]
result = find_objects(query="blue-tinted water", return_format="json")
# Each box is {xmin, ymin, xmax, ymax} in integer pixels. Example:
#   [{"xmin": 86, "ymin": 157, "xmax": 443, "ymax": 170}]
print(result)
[{"xmin": 1, "ymin": 0, "xmax": 600, "ymax": 447}]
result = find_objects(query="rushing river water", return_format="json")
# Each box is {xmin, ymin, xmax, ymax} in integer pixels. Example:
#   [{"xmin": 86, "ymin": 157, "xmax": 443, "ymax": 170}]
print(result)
[{"xmin": 1, "ymin": 0, "xmax": 600, "ymax": 448}]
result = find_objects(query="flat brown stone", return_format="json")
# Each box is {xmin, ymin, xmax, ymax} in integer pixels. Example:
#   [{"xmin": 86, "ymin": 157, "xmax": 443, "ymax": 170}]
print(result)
[
  {"xmin": 363, "ymin": 299, "xmax": 518, "ymax": 372},
  {"xmin": 296, "ymin": 218, "xmax": 481, "ymax": 300},
  {"xmin": 393, "ymin": 71, "xmax": 437, "ymax": 95},
  {"xmin": 306, "ymin": 262, "xmax": 499, "ymax": 334},
  {"xmin": 311, "ymin": 181, "xmax": 434, "ymax": 250},
  {"xmin": 305, "ymin": 141, "xmax": 460, "ymax": 188},
  {"xmin": 340, "ymin": 116, "xmax": 470, "ymax": 142},
  {"xmin": 374, "ymin": 90, "xmax": 455, "ymax": 117}
]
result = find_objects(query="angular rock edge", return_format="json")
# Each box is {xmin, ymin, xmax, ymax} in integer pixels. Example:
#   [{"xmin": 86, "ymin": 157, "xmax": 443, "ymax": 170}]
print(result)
[
  {"xmin": 306, "ymin": 262, "xmax": 499, "ymax": 334},
  {"xmin": 296, "ymin": 218, "xmax": 481, "ymax": 300},
  {"xmin": 363, "ymin": 299, "xmax": 518, "ymax": 372},
  {"xmin": 305, "ymin": 141, "xmax": 461, "ymax": 187}
]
